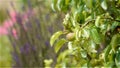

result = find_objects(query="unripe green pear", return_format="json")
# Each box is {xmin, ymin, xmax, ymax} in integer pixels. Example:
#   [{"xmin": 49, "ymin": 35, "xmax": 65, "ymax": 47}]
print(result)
[{"xmin": 66, "ymin": 33, "xmax": 75, "ymax": 41}]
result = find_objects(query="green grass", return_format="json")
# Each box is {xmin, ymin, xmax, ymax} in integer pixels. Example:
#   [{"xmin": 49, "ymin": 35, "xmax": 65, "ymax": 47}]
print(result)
[{"xmin": 0, "ymin": 35, "xmax": 12, "ymax": 68}]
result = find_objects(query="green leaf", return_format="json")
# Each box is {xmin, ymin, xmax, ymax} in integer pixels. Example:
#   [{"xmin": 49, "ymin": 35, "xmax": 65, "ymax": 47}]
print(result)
[
  {"xmin": 55, "ymin": 39, "xmax": 67, "ymax": 53},
  {"xmin": 111, "ymin": 22, "xmax": 119, "ymax": 32},
  {"xmin": 104, "ymin": 45, "xmax": 112, "ymax": 62},
  {"xmin": 74, "ymin": 5, "xmax": 85, "ymax": 24},
  {"xmin": 65, "ymin": 0, "xmax": 70, "ymax": 5},
  {"xmin": 88, "ymin": 40, "xmax": 97, "ymax": 53},
  {"xmin": 57, "ymin": 0, "xmax": 64, "ymax": 11},
  {"xmin": 68, "ymin": 42, "xmax": 72, "ymax": 50},
  {"xmin": 50, "ymin": 31, "xmax": 63, "ymax": 46},
  {"xmin": 101, "ymin": 0, "xmax": 107, "ymax": 10},
  {"xmin": 75, "ymin": 28, "xmax": 80, "ymax": 41},
  {"xmin": 104, "ymin": 61, "xmax": 115, "ymax": 67},
  {"xmin": 57, "ymin": 50, "xmax": 71, "ymax": 62},
  {"xmin": 51, "ymin": 0, "xmax": 58, "ymax": 11},
  {"xmin": 84, "ymin": 0, "xmax": 93, "ymax": 9},
  {"xmin": 110, "ymin": 34, "xmax": 120, "ymax": 52},
  {"xmin": 115, "ymin": 48, "xmax": 120, "ymax": 67},
  {"xmin": 82, "ymin": 28, "xmax": 90, "ymax": 39},
  {"xmin": 90, "ymin": 28, "xmax": 102, "ymax": 44},
  {"xmin": 95, "ymin": 16, "xmax": 101, "ymax": 27},
  {"xmin": 80, "ymin": 50, "xmax": 87, "ymax": 58},
  {"xmin": 44, "ymin": 59, "xmax": 53, "ymax": 67}
]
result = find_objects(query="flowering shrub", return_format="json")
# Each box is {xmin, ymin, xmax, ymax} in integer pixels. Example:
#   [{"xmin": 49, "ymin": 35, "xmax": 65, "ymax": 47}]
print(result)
[
  {"xmin": 50, "ymin": 0, "xmax": 120, "ymax": 67},
  {"xmin": 0, "ymin": 10, "xmax": 16, "ymax": 36},
  {"xmin": 7, "ymin": 0, "xmax": 64, "ymax": 67}
]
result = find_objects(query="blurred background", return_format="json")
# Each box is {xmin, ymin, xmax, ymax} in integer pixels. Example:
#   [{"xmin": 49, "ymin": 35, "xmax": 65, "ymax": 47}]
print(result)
[
  {"xmin": 0, "ymin": 0, "xmax": 21, "ymax": 67},
  {"xmin": 0, "ymin": 0, "xmax": 65, "ymax": 67}
]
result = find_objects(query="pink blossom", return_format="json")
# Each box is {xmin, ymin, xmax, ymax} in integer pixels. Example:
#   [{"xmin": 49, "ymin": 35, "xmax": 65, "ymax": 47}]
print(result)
[
  {"xmin": 0, "ymin": 11, "xmax": 17, "ymax": 36},
  {"xmin": 3, "ymin": 19, "xmax": 15, "ymax": 29},
  {"xmin": 0, "ymin": 10, "xmax": 33, "ymax": 36},
  {"xmin": 9, "ymin": 11, "xmax": 17, "ymax": 22},
  {"xmin": 0, "ymin": 26, "xmax": 8, "ymax": 35},
  {"xmin": 0, "ymin": 20, "xmax": 14, "ymax": 36},
  {"xmin": 12, "ymin": 28, "xmax": 18, "ymax": 39}
]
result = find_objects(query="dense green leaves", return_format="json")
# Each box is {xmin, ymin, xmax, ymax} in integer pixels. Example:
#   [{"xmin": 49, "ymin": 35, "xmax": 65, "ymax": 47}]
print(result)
[
  {"xmin": 104, "ymin": 44, "xmax": 111, "ymax": 62},
  {"xmin": 51, "ymin": 0, "xmax": 120, "ymax": 67},
  {"xmin": 111, "ymin": 34, "xmax": 120, "ymax": 52},
  {"xmin": 84, "ymin": 0, "xmax": 93, "ymax": 9},
  {"xmin": 115, "ymin": 48, "xmax": 120, "ymax": 67},
  {"xmin": 90, "ymin": 27, "xmax": 102, "ymax": 44},
  {"xmin": 51, "ymin": 0, "xmax": 70, "ymax": 12}
]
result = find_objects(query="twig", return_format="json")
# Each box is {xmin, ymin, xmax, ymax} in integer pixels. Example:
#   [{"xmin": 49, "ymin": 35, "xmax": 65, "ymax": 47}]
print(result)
[
  {"xmin": 104, "ymin": 18, "xmax": 120, "ymax": 22},
  {"xmin": 81, "ymin": 17, "xmax": 120, "ymax": 29},
  {"xmin": 81, "ymin": 19, "xmax": 95, "ymax": 28}
]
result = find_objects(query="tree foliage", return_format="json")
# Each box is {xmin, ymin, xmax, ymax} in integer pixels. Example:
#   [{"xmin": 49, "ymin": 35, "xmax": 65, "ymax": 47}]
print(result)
[{"xmin": 50, "ymin": 0, "xmax": 120, "ymax": 67}]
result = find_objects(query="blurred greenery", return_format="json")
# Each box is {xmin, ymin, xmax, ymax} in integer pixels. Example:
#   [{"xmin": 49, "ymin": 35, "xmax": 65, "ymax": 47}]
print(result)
[
  {"xmin": 0, "ymin": 9, "xmax": 8, "ymax": 25},
  {"xmin": 0, "ymin": 0, "xmax": 119, "ymax": 67},
  {"xmin": 1, "ymin": 0, "xmax": 65, "ymax": 67},
  {"xmin": 0, "ymin": 36, "xmax": 12, "ymax": 68}
]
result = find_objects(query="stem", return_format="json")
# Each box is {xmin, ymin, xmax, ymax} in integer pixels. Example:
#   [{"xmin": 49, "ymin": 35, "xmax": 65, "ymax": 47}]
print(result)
[
  {"xmin": 81, "ymin": 19, "xmax": 95, "ymax": 28},
  {"xmin": 81, "ymin": 17, "xmax": 120, "ymax": 29},
  {"xmin": 103, "ymin": 18, "xmax": 120, "ymax": 22}
]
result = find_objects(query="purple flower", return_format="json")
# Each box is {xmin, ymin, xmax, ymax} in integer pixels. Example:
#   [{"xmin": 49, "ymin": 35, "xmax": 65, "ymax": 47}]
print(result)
[
  {"xmin": 25, "ymin": 21, "xmax": 32, "ymax": 30},
  {"xmin": 45, "ymin": 41, "xmax": 50, "ymax": 47},
  {"xmin": 48, "ymin": 26, "xmax": 53, "ymax": 34},
  {"xmin": 35, "ymin": 18, "xmax": 41, "ymax": 28},
  {"xmin": 45, "ymin": 14, "xmax": 50, "ymax": 21},
  {"xmin": 16, "ymin": 13, "xmax": 23, "ymax": 25},
  {"xmin": 20, "ymin": 43, "xmax": 31, "ymax": 54},
  {"xmin": 11, "ymin": 52, "xmax": 22, "ymax": 66},
  {"xmin": 36, "ymin": 34, "xmax": 41, "ymax": 40}
]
